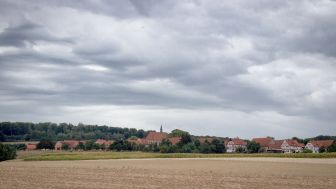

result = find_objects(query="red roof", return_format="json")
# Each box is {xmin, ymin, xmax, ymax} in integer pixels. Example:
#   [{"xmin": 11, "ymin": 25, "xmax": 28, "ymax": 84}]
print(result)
[
  {"xmin": 145, "ymin": 132, "xmax": 167, "ymax": 142},
  {"xmin": 168, "ymin": 137, "xmax": 181, "ymax": 145},
  {"xmin": 63, "ymin": 140, "xmax": 80, "ymax": 148},
  {"xmin": 26, "ymin": 143, "xmax": 37, "ymax": 150},
  {"xmin": 286, "ymin": 140, "xmax": 304, "ymax": 148},
  {"xmin": 268, "ymin": 140, "xmax": 284, "ymax": 150},
  {"xmin": 55, "ymin": 140, "xmax": 82, "ymax": 149},
  {"xmin": 137, "ymin": 138, "xmax": 150, "ymax": 145},
  {"xmin": 308, "ymin": 140, "xmax": 334, "ymax": 148},
  {"xmin": 232, "ymin": 138, "xmax": 247, "ymax": 146},
  {"xmin": 252, "ymin": 138, "xmax": 274, "ymax": 147},
  {"xmin": 95, "ymin": 139, "xmax": 113, "ymax": 146}
]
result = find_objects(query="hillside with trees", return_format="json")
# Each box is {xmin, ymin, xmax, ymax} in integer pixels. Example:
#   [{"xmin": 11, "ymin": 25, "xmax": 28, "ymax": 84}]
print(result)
[
  {"xmin": 0, "ymin": 122, "xmax": 335, "ymax": 145},
  {"xmin": 0, "ymin": 122, "xmax": 146, "ymax": 142}
]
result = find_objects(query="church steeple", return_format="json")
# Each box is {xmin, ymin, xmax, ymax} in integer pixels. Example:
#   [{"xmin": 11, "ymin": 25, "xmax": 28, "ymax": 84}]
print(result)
[{"xmin": 160, "ymin": 124, "xmax": 163, "ymax": 133}]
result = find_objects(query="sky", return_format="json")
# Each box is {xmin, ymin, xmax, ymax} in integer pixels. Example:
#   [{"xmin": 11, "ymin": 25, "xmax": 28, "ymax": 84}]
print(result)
[{"xmin": 0, "ymin": 0, "xmax": 335, "ymax": 139}]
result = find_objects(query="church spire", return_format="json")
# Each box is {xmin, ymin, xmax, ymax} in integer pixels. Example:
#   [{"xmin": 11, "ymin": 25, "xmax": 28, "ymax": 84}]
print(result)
[{"xmin": 160, "ymin": 124, "xmax": 163, "ymax": 133}]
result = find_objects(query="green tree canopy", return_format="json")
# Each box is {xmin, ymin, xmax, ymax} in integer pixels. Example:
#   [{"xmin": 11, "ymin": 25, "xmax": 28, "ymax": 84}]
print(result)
[
  {"xmin": 61, "ymin": 143, "xmax": 69, "ymax": 150},
  {"xmin": 328, "ymin": 143, "xmax": 336, "ymax": 152},
  {"xmin": 169, "ymin": 129, "xmax": 189, "ymax": 137},
  {"xmin": 37, "ymin": 139, "xmax": 55, "ymax": 149},
  {"xmin": 0, "ymin": 143, "xmax": 16, "ymax": 161},
  {"xmin": 211, "ymin": 139, "xmax": 225, "ymax": 153},
  {"xmin": 247, "ymin": 141, "xmax": 261, "ymax": 153}
]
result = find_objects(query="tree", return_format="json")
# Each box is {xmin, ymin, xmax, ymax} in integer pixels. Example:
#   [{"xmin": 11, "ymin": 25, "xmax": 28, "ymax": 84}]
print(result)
[
  {"xmin": 194, "ymin": 139, "xmax": 200, "ymax": 147},
  {"xmin": 211, "ymin": 139, "xmax": 225, "ymax": 153},
  {"xmin": 200, "ymin": 143, "xmax": 211, "ymax": 154},
  {"xmin": 160, "ymin": 145, "xmax": 169, "ymax": 153},
  {"xmin": 37, "ymin": 139, "xmax": 55, "ymax": 149},
  {"xmin": 169, "ymin": 129, "xmax": 189, "ymax": 137},
  {"xmin": 180, "ymin": 133, "xmax": 192, "ymax": 145},
  {"xmin": 319, "ymin": 146, "xmax": 326, "ymax": 153},
  {"xmin": 0, "ymin": 132, "xmax": 5, "ymax": 142},
  {"xmin": 235, "ymin": 146, "xmax": 245, "ymax": 153},
  {"xmin": 76, "ymin": 142, "xmax": 85, "ymax": 150},
  {"xmin": 128, "ymin": 136, "xmax": 138, "ymax": 140},
  {"xmin": 92, "ymin": 143, "xmax": 101, "ymax": 150},
  {"xmin": 84, "ymin": 140, "xmax": 95, "ymax": 150},
  {"xmin": 10, "ymin": 143, "xmax": 27, "ymax": 151},
  {"xmin": 161, "ymin": 139, "xmax": 172, "ymax": 146},
  {"xmin": 0, "ymin": 143, "xmax": 16, "ymax": 161},
  {"xmin": 109, "ymin": 139, "xmax": 134, "ymax": 151},
  {"xmin": 61, "ymin": 143, "xmax": 69, "ymax": 150},
  {"xmin": 292, "ymin": 137, "xmax": 304, "ymax": 144},
  {"xmin": 247, "ymin": 141, "xmax": 261, "ymax": 153},
  {"xmin": 328, "ymin": 143, "xmax": 336, "ymax": 152}
]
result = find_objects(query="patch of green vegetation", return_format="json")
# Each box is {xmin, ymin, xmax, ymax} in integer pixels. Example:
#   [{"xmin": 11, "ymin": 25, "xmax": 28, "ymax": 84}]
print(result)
[{"xmin": 23, "ymin": 151, "xmax": 336, "ymax": 161}]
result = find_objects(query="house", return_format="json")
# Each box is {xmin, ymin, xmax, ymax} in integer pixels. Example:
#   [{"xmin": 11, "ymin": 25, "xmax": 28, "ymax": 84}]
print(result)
[
  {"xmin": 280, "ymin": 140, "xmax": 305, "ymax": 153},
  {"xmin": 145, "ymin": 131, "xmax": 168, "ymax": 145},
  {"xmin": 252, "ymin": 138, "xmax": 304, "ymax": 153},
  {"xmin": 252, "ymin": 137, "xmax": 274, "ymax": 152},
  {"xmin": 95, "ymin": 139, "xmax": 113, "ymax": 148},
  {"xmin": 268, "ymin": 140, "xmax": 284, "ymax": 153},
  {"xmin": 226, "ymin": 138, "xmax": 247, "ymax": 153},
  {"xmin": 128, "ymin": 138, "xmax": 146, "ymax": 145},
  {"xmin": 26, "ymin": 143, "xmax": 37, "ymax": 151},
  {"xmin": 54, "ymin": 140, "xmax": 80, "ymax": 150},
  {"xmin": 305, "ymin": 140, "xmax": 334, "ymax": 153},
  {"xmin": 136, "ymin": 138, "xmax": 150, "ymax": 145}
]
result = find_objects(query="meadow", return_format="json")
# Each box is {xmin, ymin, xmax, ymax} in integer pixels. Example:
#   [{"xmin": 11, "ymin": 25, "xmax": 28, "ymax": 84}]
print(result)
[{"xmin": 20, "ymin": 150, "xmax": 336, "ymax": 161}]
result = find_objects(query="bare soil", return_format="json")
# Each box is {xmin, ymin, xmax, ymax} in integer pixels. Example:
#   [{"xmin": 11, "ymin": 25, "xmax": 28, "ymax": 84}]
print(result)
[{"xmin": 1, "ymin": 158, "xmax": 336, "ymax": 189}]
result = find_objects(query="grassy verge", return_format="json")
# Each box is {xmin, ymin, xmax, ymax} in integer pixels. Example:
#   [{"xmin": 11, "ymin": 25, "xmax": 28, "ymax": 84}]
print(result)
[{"xmin": 23, "ymin": 151, "xmax": 336, "ymax": 161}]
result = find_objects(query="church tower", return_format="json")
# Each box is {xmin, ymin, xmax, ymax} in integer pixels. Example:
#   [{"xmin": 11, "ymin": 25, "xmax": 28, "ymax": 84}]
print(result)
[{"xmin": 160, "ymin": 124, "xmax": 163, "ymax": 133}]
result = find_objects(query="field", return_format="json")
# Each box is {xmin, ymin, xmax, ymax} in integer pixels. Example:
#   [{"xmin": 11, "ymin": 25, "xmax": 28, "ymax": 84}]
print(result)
[
  {"xmin": 19, "ymin": 151, "xmax": 336, "ymax": 161},
  {"xmin": 1, "ymin": 157, "xmax": 336, "ymax": 189}
]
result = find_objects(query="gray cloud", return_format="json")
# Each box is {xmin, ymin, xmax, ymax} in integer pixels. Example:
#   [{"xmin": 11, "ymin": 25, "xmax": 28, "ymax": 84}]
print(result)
[
  {"xmin": 0, "ymin": 21, "xmax": 73, "ymax": 47},
  {"xmin": 0, "ymin": 0, "xmax": 335, "ymax": 138}
]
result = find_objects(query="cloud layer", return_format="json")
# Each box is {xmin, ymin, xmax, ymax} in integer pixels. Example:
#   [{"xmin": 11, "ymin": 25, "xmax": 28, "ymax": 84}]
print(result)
[{"xmin": 1, "ymin": 0, "xmax": 335, "ymax": 138}]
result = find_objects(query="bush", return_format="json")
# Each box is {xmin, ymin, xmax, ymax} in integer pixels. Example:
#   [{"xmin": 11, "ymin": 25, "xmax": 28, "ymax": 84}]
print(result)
[
  {"xmin": 181, "ymin": 144, "xmax": 193, "ymax": 153},
  {"xmin": 109, "ymin": 139, "xmax": 134, "ymax": 151},
  {"xmin": 0, "ymin": 143, "xmax": 16, "ymax": 161},
  {"xmin": 200, "ymin": 143, "xmax": 212, "ymax": 153},
  {"xmin": 37, "ymin": 139, "xmax": 55, "ymax": 149},
  {"xmin": 0, "ymin": 132, "xmax": 5, "ymax": 142},
  {"xmin": 319, "ymin": 146, "xmax": 326, "ymax": 153},
  {"xmin": 328, "ymin": 143, "xmax": 336, "ymax": 152},
  {"xmin": 61, "ymin": 143, "xmax": 69, "ymax": 150},
  {"xmin": 8, "ymin": 143, "xmax": 27, "ymax": 151},
  {"xmin": 76, "ymin": 142, "xmax": 85, "ymax": 150},
  {"xmin": 235, "ymin": 146, "xmax": 245, "ymax": 153},
  {"xmin": 160, "ymin": 145, "xmax": 169, "ymax": 153},
  {"xmin": 247, "ymin": 141, "xmax": 261, "ymax": 153},
  {"xmin": 303, "ymin": 149, "xmax": 313, "ymax": 153},
  {"xmin": 211, "ymin": 139, "xmax": 225, "ymax": 153}
]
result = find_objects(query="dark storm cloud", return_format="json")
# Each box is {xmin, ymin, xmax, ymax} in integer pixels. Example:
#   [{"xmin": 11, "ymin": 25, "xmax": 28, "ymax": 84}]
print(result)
[
  {"xmin": 0, "ymin": 0, "xmax": 336, "ymax": 137},
  {"xmin": 0, "ymin": 21, "xmax": 73, "ymax": 47}
]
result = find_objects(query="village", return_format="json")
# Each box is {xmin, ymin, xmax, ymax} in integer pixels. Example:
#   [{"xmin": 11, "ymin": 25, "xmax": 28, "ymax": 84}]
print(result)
[{"xmin": 24, "ymin": 129, "xmax": 336, "ymax": 154}]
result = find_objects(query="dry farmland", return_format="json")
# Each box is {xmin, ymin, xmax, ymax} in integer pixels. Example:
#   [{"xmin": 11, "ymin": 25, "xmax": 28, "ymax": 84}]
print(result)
[{"xmin": 1, "ymin": 158, "xmax": 336, "ymax": 189}]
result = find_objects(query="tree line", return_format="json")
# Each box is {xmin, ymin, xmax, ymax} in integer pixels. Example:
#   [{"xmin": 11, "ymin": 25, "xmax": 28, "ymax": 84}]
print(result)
[
  {"xmin": 1, "ymin": 122, "xmax": 335, "ymax": 143},
  {"xmin": 0, "ymin": 122, "xmax": 147, "ymax": 142}
]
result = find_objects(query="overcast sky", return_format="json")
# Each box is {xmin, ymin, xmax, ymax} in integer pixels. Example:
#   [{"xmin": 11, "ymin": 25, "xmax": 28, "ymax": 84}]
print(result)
[{"xmin": 0, "ymin": 0, "xmax": 335, "ymax": 139}]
